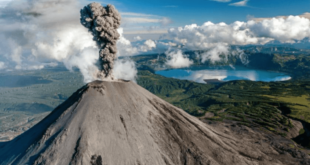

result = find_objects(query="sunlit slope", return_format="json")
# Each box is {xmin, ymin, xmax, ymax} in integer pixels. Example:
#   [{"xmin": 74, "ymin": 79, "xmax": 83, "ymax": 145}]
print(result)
[
  {"xmin": 2, "ymin": 80, "xmax": 303, "ymax": 165},
  {"xmin": 137, "ymin": 70, "xmax": 310, "ymax": 138}
]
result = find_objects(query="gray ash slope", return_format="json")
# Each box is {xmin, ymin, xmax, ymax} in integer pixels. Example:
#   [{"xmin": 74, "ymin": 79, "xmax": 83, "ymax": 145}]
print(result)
[{"xmin": 0, "ymin": 80, "xmax": 308, "ymax": 165}]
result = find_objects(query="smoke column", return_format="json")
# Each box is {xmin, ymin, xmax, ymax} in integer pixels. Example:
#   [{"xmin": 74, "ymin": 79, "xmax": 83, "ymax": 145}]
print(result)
[{"xmin": 80, "ymin": 2, "xmax": 121, "ymax": 80}]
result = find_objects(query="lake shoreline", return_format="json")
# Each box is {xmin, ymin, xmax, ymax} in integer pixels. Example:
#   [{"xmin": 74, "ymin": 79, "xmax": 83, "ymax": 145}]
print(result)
[{"xmin": 155, "ymin": 66, "xmax": 291, "ymax": 83}]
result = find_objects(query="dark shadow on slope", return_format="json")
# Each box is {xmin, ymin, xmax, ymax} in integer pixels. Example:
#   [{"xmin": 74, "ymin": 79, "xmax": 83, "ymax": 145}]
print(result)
[
  {"xmin": 28, "ymin": 130, "xmax": 62, "ymax": 163},
  {"xmin": 291, "ymin": 120, "xmax": 310, "ymax": 149},
  {"xmin": 293, "ymin": 133, "xmax": 310, "ymax": 149},
  {"xmin": 276, "ymin": 104, "xmax": 292, "ymax": 115}
]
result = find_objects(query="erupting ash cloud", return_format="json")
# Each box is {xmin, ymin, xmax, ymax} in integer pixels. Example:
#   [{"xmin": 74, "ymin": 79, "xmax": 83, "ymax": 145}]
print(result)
[
  {"xmin": 80, "ymin": 2, "xmax": 121, "ymax": 80},
  {"xmin": 0, "ymin": 0, "xmax": 139, "ymax": 82}
]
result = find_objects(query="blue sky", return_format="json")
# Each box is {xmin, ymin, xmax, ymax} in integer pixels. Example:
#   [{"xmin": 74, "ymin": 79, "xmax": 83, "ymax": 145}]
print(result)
[
  {"xmin": 99, "ymin": 0, "xmax": 310, "ymax": 26},
  {"xmin": 1, "ymin": 0, "xmax": 310, "ymax": 36},
  {"xmin": 81, "ymin": 0, "xmax": 310, "ymax": 39}
]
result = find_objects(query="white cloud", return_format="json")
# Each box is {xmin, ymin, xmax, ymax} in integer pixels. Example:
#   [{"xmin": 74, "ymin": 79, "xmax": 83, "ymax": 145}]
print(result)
[
  {"xmin": 64, "ymin": 47, "xmax": 99, "ymax": 83},
  {"xmin": 113, "ymin": 58, "xmax": 137, "ymax": 82},
  {"xmin": 1, "ymin": 0, "xmax": 309, "ymax": 81},
  {"xmin": 167, "ymin": 22, "xmax": 265, "ymax": 50},
  {"xmin": 135, "ymin": 39, "xmax": 156, "ymax": 52},
  {"xmin": 121, "ymin": 12, "xmax": 157, "ymax": 17},
  {"xmin": 0, "ymin": 0, "xmax": 11, "ymax": 8},
  {"xmin": 211, "ymin": 0, "xmax": 231, "ymax": 2},
  {"xmin": 123, "ymin": 30, "xmax": 167, "ymax": 35},
  {"xmin": 120, "ymin": 11, "xmax": 172, "ymax": 35},
  {"xmin": 0, "ymin": 0, "xmax": 102, "ymax": 82},
  {"xmin": 133, "ymin": 36, "xmax": 142, "ymax": 41},
  {"xmin": 167, "ymin": 16, "xmax": 310, "ymax": 64},
  {"xmin": 248, "ymin": 16, "xmax": 310, "ymax": 42},
  {"xmin": 251, "ymin": 12, "xmax": 310, "ymax": 22},
  {"xmin": 167, "ymin": 16, "xmax": 310, "ymax": 50},
  {"xmin": 229, "ymin": 0, "xmax": 248, "ymax": 7},
  {"xmin": 199, "ymin": 45, "xmax": 248, "ymax": 64},
  {"xmin": 250, "ymin": 12, "xmax": 310, "ymax": 22},
  {"xmin": 123, "ymin": 17, "xmax": 163, "ymax": 24},
  {"xmin": 122, "ymin": 17, "xmax": 171, "ymax": 27},
  {"xmin": 0, "ymin": 61, "xmax": 6, "ymax": 70},
  {"xmin": 144, "ymin": 40, "xmax": 156, "ymax": 49},
  {"xmin": 15, "ymin": 64, "xmax": 44, "ymax": 70},
  {"xmin": 0, "ymin": 0, "xmax": 151, "ymax": 82},
  {"xmin": 185, "ymin": 70, "xmax": 228, "ymax": 83},
  {"xmin": 234, "ymin": 48, "xmax": 249, "ymax": 65},
  {"xmin": 165, "ymin": 49, "xmax": 193, "ymax": 68},
  {"xmin": 201, "ymin": 44, "xmax": 230, "ymax": 63},
  {"xmin": 160, "ymin": 17, "xmax": 172, "ymax": 26},
  {"xmin": 299, "ymin": 12, "xmax": 310, "ymax": 20},
  {"xmin": 121, "ymin": 12, "xmax": 171, "ymax": 25},
  {"xmin": 117, "ymin": 28, "xmax": 157, "ymax": 56}
]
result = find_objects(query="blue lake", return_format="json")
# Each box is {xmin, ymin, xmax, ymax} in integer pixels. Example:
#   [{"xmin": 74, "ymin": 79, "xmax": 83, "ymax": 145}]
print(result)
[{"xmin": 155, "ymin": 66, "xmax": 291, "ymax": 83}]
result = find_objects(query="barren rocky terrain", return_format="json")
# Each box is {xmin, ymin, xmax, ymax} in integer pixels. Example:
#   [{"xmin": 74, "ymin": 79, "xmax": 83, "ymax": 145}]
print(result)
[{"xmin": 0, "ymin": 80, "xmax": 309, "ymax": 165}]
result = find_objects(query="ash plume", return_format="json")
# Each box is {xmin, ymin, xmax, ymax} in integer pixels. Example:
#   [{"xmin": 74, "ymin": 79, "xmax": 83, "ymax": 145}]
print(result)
[{"xmin": 80, "ymin": 2, "xmax": 121, "ymax": 80}]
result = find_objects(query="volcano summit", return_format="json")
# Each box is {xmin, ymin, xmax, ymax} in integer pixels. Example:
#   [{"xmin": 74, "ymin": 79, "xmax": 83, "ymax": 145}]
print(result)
[{"xmin": 0, "ymin": 80, "xmax": 308, "ymax": 165}]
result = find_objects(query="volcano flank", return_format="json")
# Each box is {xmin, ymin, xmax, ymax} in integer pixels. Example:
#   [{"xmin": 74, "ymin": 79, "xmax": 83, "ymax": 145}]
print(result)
[{"xmin": 0, "ymin": 80, "xmax": 308, "ymax": 165}]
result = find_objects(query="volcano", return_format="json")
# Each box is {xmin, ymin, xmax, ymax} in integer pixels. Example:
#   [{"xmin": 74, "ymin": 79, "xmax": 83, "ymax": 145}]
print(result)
[{"xmin": 0, "ymin": 80, "xmax": 308, "ymax": 165}]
